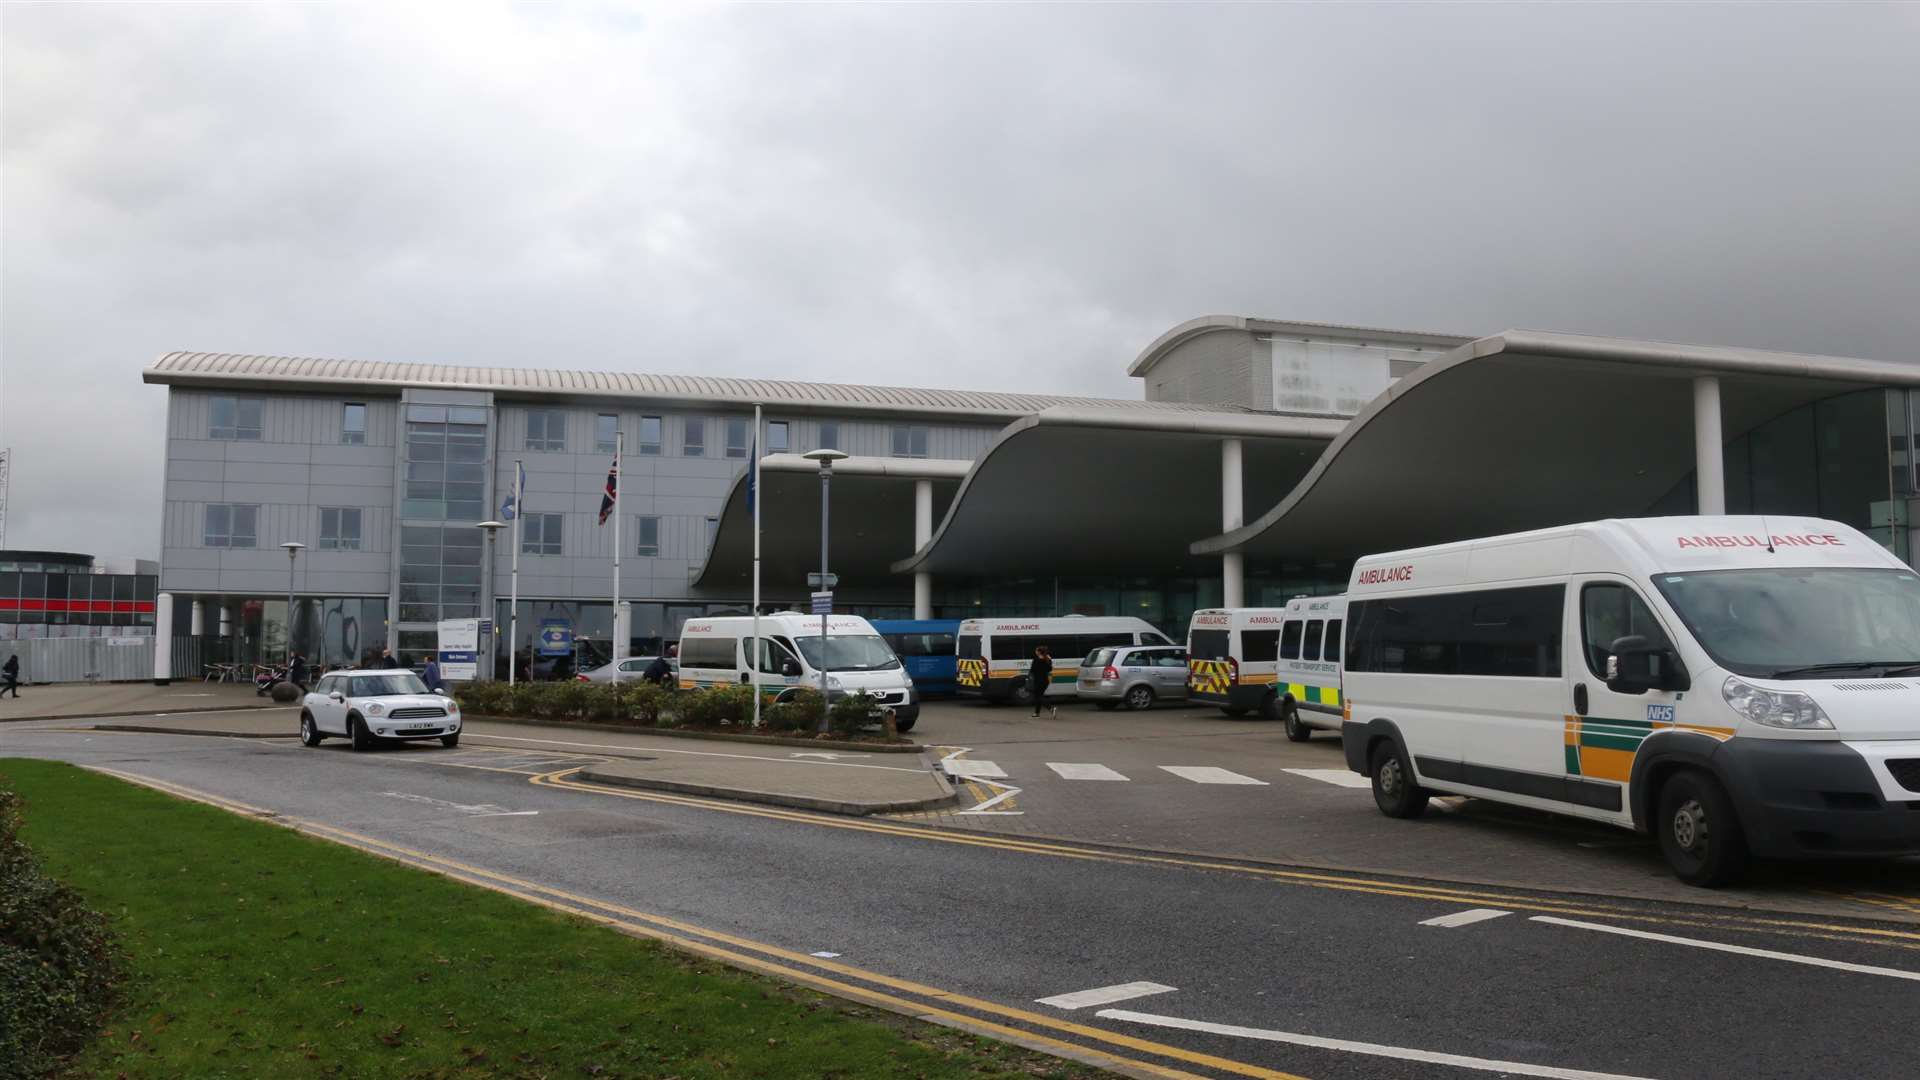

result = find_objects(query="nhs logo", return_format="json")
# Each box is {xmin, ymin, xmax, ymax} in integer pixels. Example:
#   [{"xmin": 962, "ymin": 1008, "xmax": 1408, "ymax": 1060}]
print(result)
[{"xmin": 1647, "ymin": 704, "xmax": 1676, "ymax": 724}]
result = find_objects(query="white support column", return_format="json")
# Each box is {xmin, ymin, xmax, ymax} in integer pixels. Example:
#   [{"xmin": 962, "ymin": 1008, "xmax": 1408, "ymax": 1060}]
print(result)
[
  {"xmin": 190, "ymin": 598, "xmax": 206, "ymax": 637},
  {"xmin": 1694, "ymin": 375, "xmax": 1726, "ymax": 515},
  {"xmin": 913, "ymin": 478, "xmax": 935, "ymax": 620},
  {"xmin": 153, "ymin": 592, "xmax": 173, "ymax": 685},
  {"xmin": 219, "ymin": 601, "xmax": 235, "ymax": 639},
  {"xmin": 1221, "ymin": 438, "xmax": 1246, "ymax": 608}
]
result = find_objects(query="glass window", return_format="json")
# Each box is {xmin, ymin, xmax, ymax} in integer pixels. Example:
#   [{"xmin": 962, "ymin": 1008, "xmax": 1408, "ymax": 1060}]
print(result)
[
  {"xmin": 595, "ymin": 414, "xmax": 619, "ymax": 454},
  {"xmin": 636, "ymin": 516, "xmax": 661, "ymax": 557},
  {"xmin": 1323, "ymin": 619, "xmax": 1343, "ymax": 663},
  {"xmin": 1243, "ymin": 629, "xmax": 1279, "ymax": 662},
  {"xmin": 526, "ymin": 409, "xmax": 567, "ymax": 452},
  {"xmin": 891, "ymin": 425, "xmax": 929, "ymax": 458},
  {"xmin": 706, "ymin": 517, "xmax": 719, "ymax": 551},
  {"xmin": 521, "ymin": 513, "xmax": 564, "ymax": 556},
  {"xmin": 319, "ymin": 507, "xmax": 362, "ymax": 551},
  {"xmin": 1655, "ymin": 567, "xmax": 1920, "ymax": 678},
  {"xmin": 405, "ymin": 410, "xmax": 489, "ymax": 520},
  {"xmin": 1279, "ymin": 621, "xmax": 1304, "ymax": 660},
  {"xmin": 209, "ymin": 396, "xmax": 263, "ymax": 440},
  {"xmin": 957, "ymin": 634, "xmax": 982, "ymax": 660},
  {"xmin": 407, "ymin": 404, "xmax": 448, "ymax": 422},
  {"xmin": 1302, "ymin": 620, "xmax": 1324, "ymax": 660},
  {"xmin": 684, "ymin": 418, "xmax": 706, "ymax": 457},
  {"xmin": 1157, "ymin": 651, "xmax": 1189, "ymax": 668},
  {"xmin": 725, "ymin": 417, "xmax": 750, "ymax": 458},
  {"xmin": 1188, "ymin": 629, "xmax": 1229, "ymax": 660},
  {"xmin": 342, "ymin": 403, "xmax": 367, "ymax": 445},
  {"xmin": 793, "ymin": 633, "xmax": 901, "ymax": 672},
  {"xmin": 680, "ymin": 636, "xmax": 738, "ymax": 669},
  {"xmin": 767, "ymin": 421, "xmax": 789, "ymax": 453},
  {"xmin": 818, "ymin": 422, "xmax": 839, "ymax": 451},
  {"xmin": 203, "ymin": 504, "xmax": 258, "ymax": 548},
  {"xmin": 639, "ymin": 415, "xmax": 663, "ymax": 455},
  {"xmin": 1580, "ymin": 584, "xmax": 1672, "ymax": 679},
  {"xmin": 1347, "ymin": 585, "xmax": 1565, "ymax": 678},
  {"xmin": 349, "ymin": 673, "xmax": 429, "ymax": 697}
]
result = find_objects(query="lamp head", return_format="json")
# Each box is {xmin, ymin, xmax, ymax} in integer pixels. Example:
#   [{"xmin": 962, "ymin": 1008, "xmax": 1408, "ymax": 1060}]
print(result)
[{"xmin": 802, "ymin": 448, "xmax": 850, "ymax": 468}]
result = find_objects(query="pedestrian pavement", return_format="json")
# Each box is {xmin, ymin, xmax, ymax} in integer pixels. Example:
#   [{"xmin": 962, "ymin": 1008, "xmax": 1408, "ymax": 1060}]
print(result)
[{"xmin": 0, "ymin": 680, "xmax": 280, "ymax": 723}]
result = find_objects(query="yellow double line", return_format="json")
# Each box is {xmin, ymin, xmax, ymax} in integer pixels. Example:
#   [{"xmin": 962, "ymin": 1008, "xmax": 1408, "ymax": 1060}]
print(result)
[
  {"xmin": 86, "ymin": 766, "xmax": 1296, "ymax": 1080},
  {"xmin": 533, "ymin": 768, "xmax": 1920, "ymax": 952}
]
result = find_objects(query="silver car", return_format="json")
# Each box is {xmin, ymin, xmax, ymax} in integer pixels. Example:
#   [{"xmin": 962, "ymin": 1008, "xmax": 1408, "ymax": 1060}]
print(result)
[
  {"xmin": 582, "ymin": 656, "xmax": 673, "ymax": 684},
  {"xmin": 1077, "ymin": 645, "xmax": 1189, "ymax": 710}
]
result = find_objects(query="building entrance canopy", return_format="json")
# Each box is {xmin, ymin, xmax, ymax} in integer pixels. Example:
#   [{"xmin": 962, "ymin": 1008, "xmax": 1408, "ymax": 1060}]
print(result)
[{"xmin": 1195, "ymin": 331, "xmax": 1920, "ymax": 563}]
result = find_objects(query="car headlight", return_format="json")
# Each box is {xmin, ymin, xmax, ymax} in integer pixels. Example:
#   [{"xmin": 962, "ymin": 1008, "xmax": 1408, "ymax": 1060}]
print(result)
[
  {"xmin": 366, "ymin": 703, "xmax": 386, "ymax": 716},
  {"xmin": 1722, "ymin": 676, "xmax": 1833, "ymax": 730},
  {"xmin": 445, "ymin": 701, "xmax": 458, "ymax": 713}
]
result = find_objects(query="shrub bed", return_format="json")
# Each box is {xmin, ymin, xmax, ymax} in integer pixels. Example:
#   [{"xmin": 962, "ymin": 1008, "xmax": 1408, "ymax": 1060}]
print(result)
[
  {"xmin": 452, "ymin": 681, "xmax": 910, "ymax": 743},
  {"xmin": 0, "ymin": 784, "xmax": 121, "ymax": 1079}
]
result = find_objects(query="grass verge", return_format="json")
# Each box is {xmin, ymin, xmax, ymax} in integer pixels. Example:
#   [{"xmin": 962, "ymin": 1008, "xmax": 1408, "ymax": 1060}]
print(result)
[{"xmin": 0, "ymin": 759, "xmax": 1104, "ymax": 1079}]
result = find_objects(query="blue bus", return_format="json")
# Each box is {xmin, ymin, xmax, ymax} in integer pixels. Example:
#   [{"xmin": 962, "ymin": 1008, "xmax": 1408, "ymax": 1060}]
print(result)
[{"xmin": 871, "ymin": 619, "xmax": 961, "ymax": 697}]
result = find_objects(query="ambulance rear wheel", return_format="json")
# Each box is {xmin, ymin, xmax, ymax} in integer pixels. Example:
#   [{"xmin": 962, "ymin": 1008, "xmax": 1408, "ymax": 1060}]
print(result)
[
  {"xmin": 1656, "ymin": 770, "xmax": 1749, "ymax": 888},
  {"xmin": 1283, "ymin": 701, "xmax": 1313, "ymax": 742},
  {"xmin": 1370, "ymin": 740, "xmax": 1428, "ymax": 819}
]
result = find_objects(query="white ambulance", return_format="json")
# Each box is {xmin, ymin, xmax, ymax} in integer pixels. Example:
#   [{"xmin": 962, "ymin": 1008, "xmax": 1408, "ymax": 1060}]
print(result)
[
  {"xmin": 676, "ymin": 612, "xmax": 919, "ymax": 731},
  {"xmin": 1342, "ymin": 516, "xmax": 1920, "ymax": 886},
  {"xmin": 1185, "ymin": 597, "xmax": 1346, "ymax": 740},
  {"xmin": 954, "ymin": 616, "xmax": 1173, "ymax": 705}
]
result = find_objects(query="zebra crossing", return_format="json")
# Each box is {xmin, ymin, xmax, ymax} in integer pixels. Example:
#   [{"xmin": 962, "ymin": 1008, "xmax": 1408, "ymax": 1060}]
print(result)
[{"xmin": 930, "ymin": 759, "xmax": 1364, "ymax": 788}]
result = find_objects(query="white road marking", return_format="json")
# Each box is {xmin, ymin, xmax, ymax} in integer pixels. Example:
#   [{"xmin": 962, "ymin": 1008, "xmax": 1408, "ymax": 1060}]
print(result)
[
  {"xmin": 379, "ymin": 791, "xmax": 534, "ymax": 817},
  {"xmin": 1046, "ymin": 762, "xmax": 1130, "ymax": 781},
  {"xmin": 956, "ymin": 777, "xmax": 1023, "ymax": 815},
  {"xmin": 789, "ymin": 751, "xmax": 844, "ymax": 760},
  {"xmin": 1421, "ymin": 908, "xmax": 1512, "ymax": 929},
  {"xmin": 945, "ymin": 759, "xmax": 1008, "ymax": 780},
  {"xmin": 1158, "ymin": 766, "xmax": 1266, "ymax": 786},
  {"xmin": 1531, "ymin": 916, "xmax": 1920, "ymax": 982},
  {"xmin": 1283, "ymin": 767, "xmax": 1372, "ymax": 789},
  {"xmin": 1036, "ymin": 981, "xmax": 1176, "ymax": 1010},
  {"xmin": 810, "ymin": 951, "xmax": 841, "ymax": 958},
  {"xmin": 1096, "ymin": 1009, "xmax": 1657, "ymax": 1080}
]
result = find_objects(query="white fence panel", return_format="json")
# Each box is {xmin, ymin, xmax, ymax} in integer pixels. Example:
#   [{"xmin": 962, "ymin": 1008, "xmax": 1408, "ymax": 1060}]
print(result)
[{"xmin": 9, "ymin": 635, "xmax": 155, "ymax": 684}]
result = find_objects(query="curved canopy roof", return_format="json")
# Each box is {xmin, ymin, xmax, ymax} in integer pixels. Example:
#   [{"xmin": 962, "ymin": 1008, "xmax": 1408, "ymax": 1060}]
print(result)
[
  {"xmin": 145, "ymin": 351, "xmax": 1258, "ymax": 422},
  {"xmin": 1194, "ymin": 330, "xmax": 1920, "ymax": 562},
  {"xmin": 893, "ymin": 406, "xmax": 1344, "ymax": 578}
]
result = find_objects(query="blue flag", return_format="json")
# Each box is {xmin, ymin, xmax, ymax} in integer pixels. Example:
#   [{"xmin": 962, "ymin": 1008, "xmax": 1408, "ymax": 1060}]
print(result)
[
  {"xmin": 500, "ymin": 461, "xmax": 525, "ymax": 520},
  {"xmin": 746, "ymin": 435, "xmax": 758, "ymax": 515}
]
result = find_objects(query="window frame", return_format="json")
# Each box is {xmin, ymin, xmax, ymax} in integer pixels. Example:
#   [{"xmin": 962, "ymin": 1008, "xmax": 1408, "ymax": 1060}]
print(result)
[
  {"xmin": 684, "ymin": 418, "xmax": 706, "ymax": 457},
  {"xmin": 636, "ymin": 515, "xmax": 661, "ymax": 557},
  {"xmin": 724, "ymin": 417, "xmax": 750, "ymax": 459},
  {"xmin": 520, "ymin": 512, "xmax": 565, "ymax": 556},
  {"xmin": 891, "ymin": 424, "xmax": 930, "ymax": 459},
  {"xmin": 595, "ymin": 413, "xmax": 620, "ymax": 455},
  {"xmin": 209, "ymin": 395, "xmax": 263, "ymax": 441},
  {"xmin": 767, "ymin": 420, "xmax": 790, "ymax": 453},
  {"xmin": 525, "ymin": 408, "xmax": 568, "ymax": 452},
  {"xmin": 639, "ymin": 415, "xmax": 663, "ymax": 455},
  {"xmin": 318, "ymin": 506, "xmax": 363, "ymax": 551},
  {"xmin": 203, "ymin": 503, "xmax": 259, "ymax": 548},
  {"xmin": 341, "ymin": 402, "xmax": 367, "ymax": 445},
  {"xmin": 817, "ymin": 422, "xmax": 840, "ymax": 451}
]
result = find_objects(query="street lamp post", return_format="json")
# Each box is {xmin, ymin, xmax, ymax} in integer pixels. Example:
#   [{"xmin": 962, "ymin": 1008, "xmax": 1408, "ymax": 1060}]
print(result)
[
  {"xmin": 280, "ymin": 541, "xmax": 305, "ymax": 666},
  {"xmin": 802, "ymin": 448, "xmax": 848, "ymax": 733},
  {"xmin": 476, "ymin": 521, "xmax": 505, "ymax": 680}
]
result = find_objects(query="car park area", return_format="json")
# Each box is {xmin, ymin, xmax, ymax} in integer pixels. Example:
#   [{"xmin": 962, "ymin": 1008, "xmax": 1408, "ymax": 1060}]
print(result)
[{"xmin": 902, "ymin": 699, "xmax": 1920, "ymax": 922}]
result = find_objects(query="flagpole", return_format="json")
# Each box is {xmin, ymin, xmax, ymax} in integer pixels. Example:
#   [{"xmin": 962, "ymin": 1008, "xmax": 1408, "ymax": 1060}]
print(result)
[
  {"xmin": 612, "ymin": 429, "xmax": 623, "ymax": 685},
  {"xmin": 509, "ymin": 460, "xmax": 522, "ymax": 686},
  {"xmin": 751, "ymin": 404, "xmax": 763, "ymax": 730}
]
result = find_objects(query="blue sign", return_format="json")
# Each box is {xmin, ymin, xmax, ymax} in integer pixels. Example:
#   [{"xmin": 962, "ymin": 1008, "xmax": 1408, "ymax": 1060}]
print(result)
[
  {"xmin": 537, "ymin": 619, "xmax": 574, "ymax": 657},
  {"xmin": 1647, "ymin": 703, "xmax": 1675, "ymax": 723}
]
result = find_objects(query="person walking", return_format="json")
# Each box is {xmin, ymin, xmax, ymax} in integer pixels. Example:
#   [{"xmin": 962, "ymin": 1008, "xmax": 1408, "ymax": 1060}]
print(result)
[
  {"xmin": 287, "ymin": 652, "xmax": 310, "ymax": 694},
  {"xmin": 1, "ymin": 654, "xmax": 20, "ymax": 698},
  {"xmin": 1028, "ymin": 645, "xmax": 1055, "ymax": 719},
  {"xmin": 422, "ymin": 655, "xmax": 444, "ymax": 692},
  {"xmin": 378, "ymin": 647, "xmax": 401, "ymax": 669}
]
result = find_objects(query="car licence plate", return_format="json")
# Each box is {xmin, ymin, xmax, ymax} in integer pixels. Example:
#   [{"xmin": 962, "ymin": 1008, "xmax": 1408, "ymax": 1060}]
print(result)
[{"xmin": 399, "ymin": 724, "xmax": 437, "ymax": 734}]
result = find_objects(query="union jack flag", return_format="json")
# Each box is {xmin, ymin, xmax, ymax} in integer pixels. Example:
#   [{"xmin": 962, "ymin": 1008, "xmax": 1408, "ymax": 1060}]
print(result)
[{"xmin": 597, "ymin": 456, "xmax": 618, "ymax": 525}]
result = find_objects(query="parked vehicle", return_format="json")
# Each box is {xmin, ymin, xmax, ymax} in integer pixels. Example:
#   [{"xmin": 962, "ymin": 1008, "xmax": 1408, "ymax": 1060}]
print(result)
[
  {"xmin": 955, "ymin": 617, "xmax": 1172, "ymax": 706},
  {"xmin": 677, "ymin": 613, "xmax": 919, "ymax": 731},
  {"xmin": 1342, "ymin": 515, "xmax": 1920, "ymax": 887},
  {"xmin": 1187, "ymin": 598, "xmax": 1346, "ymax": 739},
  {"xmin": 299, "ymin": 669, "xmax": 461, "ymax": 751},
  {"xmin": 1078, "ymin": 644, "xmax": 1189, "ymax": 710},
  {"xmin": 871, "ymin": 619, "xmax": 961, "ymax": 696},
  {"xmin": 582, "ymin": 656, "xmax": 670, "ymax": 684}
]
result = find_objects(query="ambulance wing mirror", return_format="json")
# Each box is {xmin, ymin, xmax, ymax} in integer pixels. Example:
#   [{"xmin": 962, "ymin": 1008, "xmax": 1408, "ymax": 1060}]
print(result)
[{"xmin": 1606, "ymin": 635, "xmax": 1691, "ymax": 695}]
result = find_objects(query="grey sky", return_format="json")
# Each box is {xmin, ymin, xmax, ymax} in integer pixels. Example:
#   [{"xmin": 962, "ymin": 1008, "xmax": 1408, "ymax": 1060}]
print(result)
[{"xmin": 3, "ymin": 3, "xmax": 1917, "ymax": 557}]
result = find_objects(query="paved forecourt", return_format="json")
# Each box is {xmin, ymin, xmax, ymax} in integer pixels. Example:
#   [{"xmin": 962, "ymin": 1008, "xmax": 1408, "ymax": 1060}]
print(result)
[{"xmin": 900, "ymin": 699, "xmax": 1920, "ymax": 924}]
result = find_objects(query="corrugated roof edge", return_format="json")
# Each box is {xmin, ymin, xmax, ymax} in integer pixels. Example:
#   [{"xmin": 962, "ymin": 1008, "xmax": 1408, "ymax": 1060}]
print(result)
[{"xmin": 143, "ymin": 350, "xmax": 1260, "ymax": 420}]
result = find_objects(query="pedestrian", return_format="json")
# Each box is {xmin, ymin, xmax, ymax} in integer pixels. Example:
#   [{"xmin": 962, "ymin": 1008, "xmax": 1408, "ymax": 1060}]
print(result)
[
  {"xmin": 379, "ymin": 647, "xmax": 401, "ymax": 669},
  {"xmin": 287, "ymin": 652, "xmax": 310, "ymax": 694},
  {"xmin": 642, "ymin": 652, "xmax": 673, "ymax": 687},
  {"xmin": 422, "ymin": 655, "xmax": 444, "ymax": 692},
  {"xmin": 1029, "ymin": 645, "xmax": 1056, "ymax": 719},
  {"xmin": 1, "ymin": 654, "xmax": 20, "ymax": 698}
]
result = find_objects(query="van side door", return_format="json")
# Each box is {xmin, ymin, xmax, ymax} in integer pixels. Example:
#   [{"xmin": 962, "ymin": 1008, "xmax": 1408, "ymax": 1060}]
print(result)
[{"xmin": 1567, "ymin": 577, "xmax": 1684, "ymax": 823}]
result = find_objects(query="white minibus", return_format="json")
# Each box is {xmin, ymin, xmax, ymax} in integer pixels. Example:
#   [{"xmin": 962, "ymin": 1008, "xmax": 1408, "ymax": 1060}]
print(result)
[
  {"xmin": 955, "ymin": 616, "xmax": 1173, "ymax": 705},
  {"xmin": 677, "ymin": 613, "xmax": 919, "ymax": 731},
  {"xmin": 1342, "ymin": 515, "xmax": 1920, "ymax": 886},
  {"xmin": 1186, "ymin": 596, "xmax": 1346, "ymax": 740}
]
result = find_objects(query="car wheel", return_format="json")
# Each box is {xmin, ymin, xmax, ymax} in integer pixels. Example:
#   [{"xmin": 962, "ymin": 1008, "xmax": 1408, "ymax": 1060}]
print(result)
[
  {"xmin": 349, "ymin": 714, "xmax": 377, "ymax": 752},
  {"xmin": 1656, "ymin": 770, "xmax": 1749, "ymax": 888},
  {"xmin": 1010, "ymin": 682, "xmax": 1035, "ymax": 707},
  {"xmin": 1283, "ymin": 701, "xmax": 1313, "ymax": 742},
  {"xmin": 1369, "ymin": 739, "xmax": 1428, "ymax": 819},
  {"xmin": 1124, "ymin": 684, "xmax": 1155, "ymax": 711},
  {"xmin": 299, "ymin": 712, "xmax": 324, "ymax": 747},
  {"xmin": 440, "ymin": 732, "xmax": 460, "ymax": 748}
]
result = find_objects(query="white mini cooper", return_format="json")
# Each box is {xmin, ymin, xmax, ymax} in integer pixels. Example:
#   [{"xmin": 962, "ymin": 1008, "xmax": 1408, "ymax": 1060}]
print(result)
[{"xmin": 300, "ymin": 669, "xmax": 461, "ymax": 751}]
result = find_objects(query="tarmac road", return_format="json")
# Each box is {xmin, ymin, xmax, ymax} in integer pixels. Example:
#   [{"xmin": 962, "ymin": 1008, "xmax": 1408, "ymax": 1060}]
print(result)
[{"xmin": 5, "ymin": 716, "xmax": 1918, "ymax": 1080}]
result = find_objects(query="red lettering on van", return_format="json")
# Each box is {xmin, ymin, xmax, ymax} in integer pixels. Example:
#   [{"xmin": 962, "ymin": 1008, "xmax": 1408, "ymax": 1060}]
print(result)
[{"xmin": 1356, "ymin": 565, "xmax": 1414, "ymax": 585}]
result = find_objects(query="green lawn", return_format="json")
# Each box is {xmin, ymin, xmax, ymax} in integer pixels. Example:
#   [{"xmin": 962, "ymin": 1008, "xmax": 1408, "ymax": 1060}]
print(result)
[{"xmin": 2, "ymin": 759, "xmax": 1102, "ymax": 1079}]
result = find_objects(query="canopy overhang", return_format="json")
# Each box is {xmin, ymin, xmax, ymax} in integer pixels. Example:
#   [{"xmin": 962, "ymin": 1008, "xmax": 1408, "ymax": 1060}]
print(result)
[{"xmin": 1193, "ymin": 330, "xmax": 1920, "ymax": 563}]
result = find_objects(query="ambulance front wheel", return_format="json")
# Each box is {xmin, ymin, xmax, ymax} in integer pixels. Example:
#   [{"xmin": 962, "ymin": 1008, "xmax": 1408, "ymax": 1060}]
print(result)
[
  {"xmin": 1370, "ymin": 740, "xmax": 1428, "ymax": 819},
  {"xmin": 1656, "ymin": 770, "xmax": 1750, "ymax": 888}
]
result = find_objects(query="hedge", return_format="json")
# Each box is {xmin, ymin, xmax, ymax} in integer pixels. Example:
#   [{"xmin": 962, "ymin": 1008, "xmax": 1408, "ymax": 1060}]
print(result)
[
  {"xmin": 0, "ymin": 784, "xmax": 121, "ymax": 1079},
  {"xmin": 452, "ymin": 681, "xmax": 887, "ymax": 738}
]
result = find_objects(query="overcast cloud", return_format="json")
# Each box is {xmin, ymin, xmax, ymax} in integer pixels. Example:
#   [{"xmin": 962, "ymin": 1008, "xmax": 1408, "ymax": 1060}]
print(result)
[{"xmin": 3, "ymin": 2, "xmax": 1918, "ymax": 557}]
